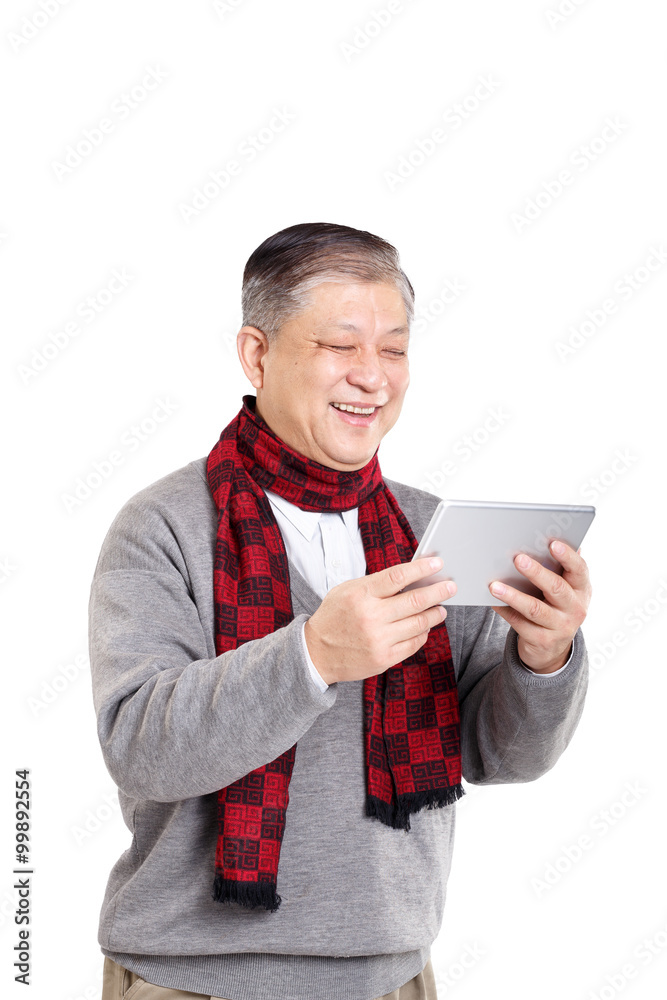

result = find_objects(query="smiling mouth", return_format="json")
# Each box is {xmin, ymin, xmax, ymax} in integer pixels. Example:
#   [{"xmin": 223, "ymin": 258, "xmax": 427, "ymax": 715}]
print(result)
[{"xmin": 331, "ymin": 402, "xmax": 379, "ymax": 415}]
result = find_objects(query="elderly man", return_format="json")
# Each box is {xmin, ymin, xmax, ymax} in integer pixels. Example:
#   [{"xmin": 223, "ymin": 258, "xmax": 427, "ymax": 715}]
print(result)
[{"xmin": 90, "ymin": 222, "xmax": 591, "ymax": 1000}]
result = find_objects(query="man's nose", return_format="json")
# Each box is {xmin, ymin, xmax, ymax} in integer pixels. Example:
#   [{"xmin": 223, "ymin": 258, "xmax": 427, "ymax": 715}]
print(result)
[{"xmin": 346, "ymin": 353, "xmax": 388, "ymax": 392}]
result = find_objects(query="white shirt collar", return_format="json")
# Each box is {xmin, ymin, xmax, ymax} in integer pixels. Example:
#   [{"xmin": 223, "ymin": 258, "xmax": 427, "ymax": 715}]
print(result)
[{"xmin": 264, "ymin": 489, "xmax": 358, "ymax": 542}]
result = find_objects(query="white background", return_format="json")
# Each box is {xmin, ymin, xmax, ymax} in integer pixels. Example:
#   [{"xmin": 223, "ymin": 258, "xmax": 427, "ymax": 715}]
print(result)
[{"xmin": 2, "ymin": 1, "xmax": 666, "ymax": 998}]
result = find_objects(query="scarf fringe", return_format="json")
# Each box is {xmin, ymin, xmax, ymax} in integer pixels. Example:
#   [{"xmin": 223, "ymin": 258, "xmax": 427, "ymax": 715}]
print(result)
[
  {"xmin": 366, "ymin": 784, "xmax": 465, "ymax": 831},
  {"xmin": 212, "ymin": 874, "xmax": 282, "ymax": 913}
]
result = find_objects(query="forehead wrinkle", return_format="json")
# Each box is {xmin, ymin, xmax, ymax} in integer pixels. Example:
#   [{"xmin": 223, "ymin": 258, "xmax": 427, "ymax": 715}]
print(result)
[{"xmin": 327, "ymin": 321, "xmax": 409, "ymax": 335}]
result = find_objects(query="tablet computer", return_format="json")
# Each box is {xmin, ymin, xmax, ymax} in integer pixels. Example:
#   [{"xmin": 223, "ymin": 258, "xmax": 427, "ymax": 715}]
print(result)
[{"xmin": 403, "ymin": 499, "xmax": 596, "ymax": 606}]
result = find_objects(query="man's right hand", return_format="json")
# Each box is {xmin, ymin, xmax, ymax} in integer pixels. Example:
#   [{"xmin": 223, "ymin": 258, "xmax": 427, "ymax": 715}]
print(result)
[{"xmin": 303, "ymin": 557, "xmax": 456, "ymax": 685}]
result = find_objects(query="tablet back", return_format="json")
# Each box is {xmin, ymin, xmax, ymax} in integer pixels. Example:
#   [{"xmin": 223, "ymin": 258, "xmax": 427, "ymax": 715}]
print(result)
[{"xmin": 405, "ymin": 499, "xmax": 595, "ymax": 606}]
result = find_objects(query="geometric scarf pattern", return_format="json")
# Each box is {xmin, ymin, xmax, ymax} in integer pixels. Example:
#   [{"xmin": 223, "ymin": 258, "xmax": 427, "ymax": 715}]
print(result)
[{"xmin": 206, "ymin": 396, "xmax": 463, "ymax": 912}]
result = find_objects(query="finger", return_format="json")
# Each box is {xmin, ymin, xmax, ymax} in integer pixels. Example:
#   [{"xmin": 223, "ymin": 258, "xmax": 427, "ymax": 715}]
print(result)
[
  {"xmin": 369, "ymin": 556, "xmax": 448, "ymax": 599},
  {"xmin": 488, "ymin": 579, "xmax": 558, "ymax": 629},
  {"xmin": 387, "ymin": 621, "xmax": 442, "ymax": 667},
  {"xmin": 549, "ymin": 540, "xmax": 590, "ymax": 592},
  {"xmin": 490, "ymin": 604, "xmax": 556, "ymax": 653},
  {"xmin": 381, "ymin": 604, "xmax": 447, "ymax": 655},
  {"xmin": 380, "ymin": 602, "xmax": 449, "ymax": 657},
  {"xmin": 511, "ymin": 552, "xmax": 574, "ymax": 611},
  {"xmin": 393, "ymin": 603, "xmax": 449, "ymax": 645},
  {"xmin": 386, "ymin": 577, "xmax": 456, "ymax": 624},
  {"xmin": 491, "ymin": 603, "xmax": 535, "ymax": 633}
]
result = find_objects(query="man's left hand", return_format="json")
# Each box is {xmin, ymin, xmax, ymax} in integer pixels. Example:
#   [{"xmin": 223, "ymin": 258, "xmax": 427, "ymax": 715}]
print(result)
[{"xmin": 489, "ymin": 541, "xmax": 592, "ymax": 674}]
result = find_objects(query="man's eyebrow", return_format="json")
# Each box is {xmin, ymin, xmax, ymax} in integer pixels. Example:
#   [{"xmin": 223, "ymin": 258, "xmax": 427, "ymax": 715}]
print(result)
[{"xmin": 330, "ymin": 322, "xmax": 409, "ymax": 335}]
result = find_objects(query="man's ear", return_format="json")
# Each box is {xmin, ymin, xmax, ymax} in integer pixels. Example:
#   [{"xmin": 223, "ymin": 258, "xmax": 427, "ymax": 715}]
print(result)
[{"xmin": 237, "ymin": 326, "xmax": 270, "ymax": 388}]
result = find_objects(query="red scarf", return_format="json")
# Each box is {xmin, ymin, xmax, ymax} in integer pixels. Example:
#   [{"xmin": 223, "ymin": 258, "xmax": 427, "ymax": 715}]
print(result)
[{"xmin": 206, "ymin": 396, "xmax": 463, "ymax": 912}]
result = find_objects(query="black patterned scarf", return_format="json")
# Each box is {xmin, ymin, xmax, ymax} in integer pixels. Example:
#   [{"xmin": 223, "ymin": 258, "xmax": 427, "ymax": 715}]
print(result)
[{"xmin": 206, "ymin": 396, "xmax": 463, "ymax": 912}]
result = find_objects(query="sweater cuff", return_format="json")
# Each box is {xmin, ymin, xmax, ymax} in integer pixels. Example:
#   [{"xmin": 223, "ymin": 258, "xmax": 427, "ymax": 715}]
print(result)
[
  {"xmin": 518, "ymin": 642, "xmax": 574, "ymax": 677},
  {"xmin": 300, "ymin": 620, "xmax": 330, "ymax": 693},
  {"xmin": 508, "ymin": 626, "xmax": 586, "ymax": 686}
]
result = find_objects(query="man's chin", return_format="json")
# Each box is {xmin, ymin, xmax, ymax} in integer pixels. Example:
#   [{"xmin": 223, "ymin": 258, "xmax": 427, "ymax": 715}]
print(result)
[{"xmin": 317, "ymin": 440, "xmax": 379, "ymax": 472}]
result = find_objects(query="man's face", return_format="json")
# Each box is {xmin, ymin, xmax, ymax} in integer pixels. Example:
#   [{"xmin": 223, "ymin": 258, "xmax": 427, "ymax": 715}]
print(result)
[{"xmin": 251, "ymin": 281, "xmax": 410, "ymax": 471}]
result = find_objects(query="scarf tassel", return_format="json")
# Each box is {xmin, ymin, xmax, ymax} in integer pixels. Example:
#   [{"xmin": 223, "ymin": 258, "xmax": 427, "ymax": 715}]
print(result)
[
  {"xmin": 366, "ymin": 784, "xmax": 465, "ymax": 832},
  {"xmin": 212, "ymin": 874, "xmax": 282, "ymax": 913}
]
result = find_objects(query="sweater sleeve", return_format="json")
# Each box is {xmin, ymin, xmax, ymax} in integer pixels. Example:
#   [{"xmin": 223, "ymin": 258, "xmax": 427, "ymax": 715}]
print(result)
[
  {"xmin": 88, "ymin": 498, "xmax": 337, "ymax": 803},
  {"xmin": 454, "ymin": 606, "xmax": 588, "ymax": 784}
]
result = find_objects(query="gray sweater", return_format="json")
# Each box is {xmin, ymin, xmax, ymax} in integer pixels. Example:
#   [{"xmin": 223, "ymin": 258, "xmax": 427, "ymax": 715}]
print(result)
[{"xmin": 88, "ymin": 458, "xmax": 588, "ymax": 1000}]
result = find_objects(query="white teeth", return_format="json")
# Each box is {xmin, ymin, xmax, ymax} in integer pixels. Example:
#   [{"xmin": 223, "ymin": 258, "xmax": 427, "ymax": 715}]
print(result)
[{"xmin": 332, "ymin": 403, "xmax": 376, "ymax": 415}]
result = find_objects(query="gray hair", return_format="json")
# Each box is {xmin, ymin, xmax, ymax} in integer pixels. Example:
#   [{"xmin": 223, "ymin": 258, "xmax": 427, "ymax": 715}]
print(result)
[{"xmin": 241, "ymin": 222, "xmax": 414, "ymax": 340}]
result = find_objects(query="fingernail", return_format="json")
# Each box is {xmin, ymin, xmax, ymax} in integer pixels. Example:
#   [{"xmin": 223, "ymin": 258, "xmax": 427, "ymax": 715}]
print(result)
[
  {"xmin": 490, "ymin": 582, "xmax": 505, "ymax": 597},
  {"xmin": 551, "ymin": 540, "xmax": 565, "ymax": 555},
  {"xmin": 516, "ymin": 554, "xmax": 531, "ymax": 570},
  {"xmin": 445, "ymin": 581, "xmax": 457, "ymax": 596},
  {"xmin": 429, "ymin": 557, "xmax": 443, "ymax": 570},
  {"xmin": 439, "ymin": 605, "xmax": 447, "ymax": 619}
]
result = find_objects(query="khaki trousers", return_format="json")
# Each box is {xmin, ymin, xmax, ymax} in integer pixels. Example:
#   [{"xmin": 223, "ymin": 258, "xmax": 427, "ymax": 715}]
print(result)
[{"xmin": 102, "ymin": 955, "xmax": 438, "ymax": 1000}]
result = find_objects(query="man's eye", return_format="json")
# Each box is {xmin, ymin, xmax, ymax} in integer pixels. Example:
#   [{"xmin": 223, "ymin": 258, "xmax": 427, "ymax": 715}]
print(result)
[
  {"xmin": 384, "ymin": 349, "xmax": 406, "ymax": 357},
  {"xmin": 327, "ymin": 344, "xmax": 354, "ymax": 351}
]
